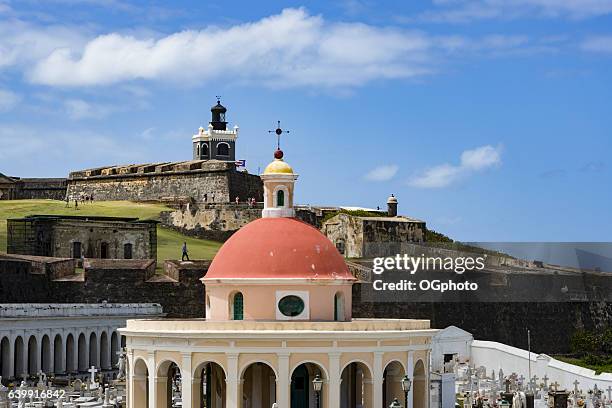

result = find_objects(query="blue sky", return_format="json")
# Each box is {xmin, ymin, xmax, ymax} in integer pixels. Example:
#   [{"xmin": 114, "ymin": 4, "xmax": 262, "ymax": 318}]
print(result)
[{"xmin": 0, "ymin": 0, "xmax": 611, "ymax": 241}]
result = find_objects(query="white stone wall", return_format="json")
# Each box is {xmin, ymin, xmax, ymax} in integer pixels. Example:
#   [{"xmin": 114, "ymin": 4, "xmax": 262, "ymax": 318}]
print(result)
[
  {"xmin": 0, "ymin": 303, "xmax": 163, "ymax": 380},
  {"xmin": 471, "ymin": 340, "xmax": 612, "ymax": 391}
]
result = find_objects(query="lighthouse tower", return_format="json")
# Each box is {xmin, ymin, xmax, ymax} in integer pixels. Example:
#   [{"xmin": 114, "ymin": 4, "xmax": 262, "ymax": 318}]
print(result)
[{"xmin": 192, "ymin": 98, "xmax": 239, "ymax": 161}]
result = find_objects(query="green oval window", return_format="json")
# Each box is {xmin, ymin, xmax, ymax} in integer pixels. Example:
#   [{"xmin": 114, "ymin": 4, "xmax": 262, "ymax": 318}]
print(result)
[{"xmin": 278, "ymin": 295, "xmax": 305, "ymax": 317}]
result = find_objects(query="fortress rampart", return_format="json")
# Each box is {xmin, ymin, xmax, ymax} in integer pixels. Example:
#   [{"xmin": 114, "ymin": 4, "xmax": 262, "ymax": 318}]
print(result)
[{"xmin": 66, "ymin": 160, "xmax": 263, "ymax": 203}]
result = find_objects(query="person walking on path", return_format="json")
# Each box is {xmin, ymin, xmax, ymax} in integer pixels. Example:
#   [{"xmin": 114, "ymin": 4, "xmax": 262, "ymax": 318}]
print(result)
[{"xmin": 181, "ymin": 242, "xmax": 190, "ymax": 261}]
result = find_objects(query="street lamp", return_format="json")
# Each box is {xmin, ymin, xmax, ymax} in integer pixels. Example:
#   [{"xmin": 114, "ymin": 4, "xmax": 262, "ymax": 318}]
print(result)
[
  {"xmin": 401, "ymin": 375, "xmax": 412, "ymax": 408},
  {"xmin": 312, "ymin": 374, "xmax": 323, "ymax": 408},
  {"xmin": 389, "ymin": 398, "xmax": 403, "ymax": 408}
]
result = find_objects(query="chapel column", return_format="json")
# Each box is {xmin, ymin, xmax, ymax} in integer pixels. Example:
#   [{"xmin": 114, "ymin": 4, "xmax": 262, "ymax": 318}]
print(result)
[
  {"xmin": 127, "ymin": 351, "xmax": 135, "ymax": 408},
  {"xmin": 328, "ymin": 352, "xmax": 341, "ymax": 408},
  {"xmin": 277, "ymin": 352, "xmax": 290, "ymax": 408},
  {"xmin": 181, "ymin": 352, "xmax": 193, "ymax": 408},
  {"xmin": 226, "ymin": 353, "xmax": 239, "ymax": 408},
  {"xmin": 407, "ymin": 351, "xmax": 414, "ymax": 408},
  {"xmin": 373, "ymin": 351, "xmax": 384, "ymax": 408}
]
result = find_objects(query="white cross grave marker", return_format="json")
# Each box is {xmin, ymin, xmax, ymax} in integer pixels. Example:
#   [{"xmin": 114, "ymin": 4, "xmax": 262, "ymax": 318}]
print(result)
[
  {"xmin": 573, "ymin": 380, "xmax": 580, "ymax": 394},
  {"xmin": 88, "ymin": 366, "xmax": 98, "ymax": 386}
]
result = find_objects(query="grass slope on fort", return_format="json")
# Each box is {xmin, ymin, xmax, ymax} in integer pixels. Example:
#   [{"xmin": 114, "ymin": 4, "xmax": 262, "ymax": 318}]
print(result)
[{"xmin": 0, "ymin": 200, "xmax": 222, "ymax": 265}]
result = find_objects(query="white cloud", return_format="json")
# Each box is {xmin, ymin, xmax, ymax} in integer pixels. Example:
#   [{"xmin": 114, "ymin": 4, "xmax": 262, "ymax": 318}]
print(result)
[
  {"xmin": 460, "ymin": 145, "xmax": 502, "ymax": 170},
  {"xmin": 26, "ymin": 8, "xmax": 438, "ymax": 87},
  {"xmin": 64, "ymin": 99, "xmax": 114, "ymax": 119},
  {"xmin": 365, "ymin": 164, "xmax": 399, "ymax": 181},
  {"xmin": 409, "ymin": 145, "xmax": 502, "ymax": 188},
  {"xmin": 418, "ymin": 0, "xmax": 612, "ymax": 22},
  {"xmin": 0, "ymin": 8, "xmax": 567, "ymax": 90},
  {"xmin": 409, "ymin": 163, "xmax": 463, "ymax": 188},
  {"xmin": 581, "ymin": 36, "xmax": 612, "ymax": 53},
  {"xmin": 0, "ymin": 19, "xmax": 88, "ymax": 70},
  {"xmin": 0, "ymin": 89, "xmax": 20, "ymax": 112}
]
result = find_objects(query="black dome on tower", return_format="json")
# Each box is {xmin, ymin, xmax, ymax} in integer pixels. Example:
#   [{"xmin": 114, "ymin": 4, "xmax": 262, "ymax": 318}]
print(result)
[{"xmin": 210, "ymin": 99, "xmax": 227, "ymax": 130}]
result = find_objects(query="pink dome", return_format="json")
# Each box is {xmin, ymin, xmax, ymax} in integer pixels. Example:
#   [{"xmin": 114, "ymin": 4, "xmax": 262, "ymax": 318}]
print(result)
[{"xmin": 205, "ymin": 218, "xmax": 355, "ymax": 281}]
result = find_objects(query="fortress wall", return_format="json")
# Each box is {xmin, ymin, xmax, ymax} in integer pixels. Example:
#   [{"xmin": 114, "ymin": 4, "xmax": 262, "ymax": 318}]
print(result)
[
  {"xmin": 227, "ymin": 171, "xmax": 264, "ymax": 202},
  {"xmin": 66, "ymin": 163, "xmax": 263, "ymax": 204},
  {"xmin": 0, "ymin": 257, "xmax": 610, "ymax": 352},
  {"xmin": 160, "ymin": 203, "xmax": 263, "ymax": 241},
  {"xmin": 15, "ymin": 179, "xmax": 67, "ymax": 200},
  {"xmin": 67, "ymin": 170, "xmax": 233, "ymax": 202}
]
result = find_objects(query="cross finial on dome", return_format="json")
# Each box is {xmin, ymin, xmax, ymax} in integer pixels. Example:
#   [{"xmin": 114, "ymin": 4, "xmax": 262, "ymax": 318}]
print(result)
[{"xmin": 268, "ymin": 120, "xmax": 290, "ymax": 150}]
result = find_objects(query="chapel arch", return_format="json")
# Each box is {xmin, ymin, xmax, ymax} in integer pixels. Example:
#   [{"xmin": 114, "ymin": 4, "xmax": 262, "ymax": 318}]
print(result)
[
  {"xmin": 383, "ymin": 360, "xmax": 406, "ymax": 407},
  {"xmin": 156, "ymin": 360, "xmax": 181, "ymax": 408},
  {"xmin": 241, "ymin": 362, "xmax": 277, "ymax": 408},
  {"xmin": 290, "ymin": 362, "xmax": 327, "ymax": 408},
  {"xmin": 193, "ymin": 361, "xmax": 226, "ymax": 408},
  {"xmin": 413, "ymin": 359, "xmax": 427, "ymax": 408},
  {"xmin": 340, "ymin": 361, "xmax": 373, "ymax": 408},
  {"xmin": 133, "ymin": 358, "xmax": 149, "ymax": 408}
]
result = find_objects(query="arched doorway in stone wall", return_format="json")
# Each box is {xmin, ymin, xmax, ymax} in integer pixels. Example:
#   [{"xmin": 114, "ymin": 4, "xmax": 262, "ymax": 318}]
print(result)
[
  {"xmin": 413, "ymin": 359, "xmax": 427, "ymax": 408},
  {"xmin": 111, "ymin": 332, "xmax": 119, "ymax": 366},
  {"xmin": 14, "ymin": 336, "xmax": 24, "ymax": 379},
  {"xmin": 41, "ymin": 335, "xmax": 51, "ymax": 373},
  {"xmin": 100, "ymin": 332, "xmax": 109, "ymax": 370},
  {"xmin": 241, "ymin": 362, "xmax": 277, "ymax": 408},
  {"xmin": 340, "ymin": 361, "xmax": 373, "ymax": 408},
  {"xmin": 193, "ymin": 361, "xmax": 226, "ymax": 408},
  {"xmin": 89, "ymin": 332, "xmax": 98, "ymax": 368},
  {"xmin": 27, "ymin": 336, "xmax": 38, "ymax": 375},
  {"xmin": 0, "ymin": 337, "xmax": 10, "ymax": 380},
  {"xmin": 53, "ymin": 334, "xmax": 63, "ymax": 374},
  {"xmin": 77, "ymin": 333, "xmax": 87, "ymax": 371},
  {"xmin": 66, "ymin": 334, "xmax": 76, "ymax": 373}
]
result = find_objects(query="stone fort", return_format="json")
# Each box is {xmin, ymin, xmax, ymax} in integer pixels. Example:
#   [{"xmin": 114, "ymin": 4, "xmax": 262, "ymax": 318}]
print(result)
[
  {"xmin": 0, "ymin": 99, "xmax": 263, "ymax": 205},
  {"xmin": 66, "ymin": 100, "xmax": 263, "ymax": 204}
]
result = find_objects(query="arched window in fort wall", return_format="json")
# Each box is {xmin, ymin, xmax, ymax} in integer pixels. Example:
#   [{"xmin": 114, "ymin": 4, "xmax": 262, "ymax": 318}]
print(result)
[
  {"xmin": 216, "ymin": 142, "xmax": 229, "ymax": 157},
  {"xmin": 72, "ymin": 242, "xmax": 82, "ymax": 259},
  {"xmin": 124, "ymin": 243, "xmax": 133, "ymax": 259},
  {"xmin": 231, "ymin": 292, "xmax": 244, "ymax": 321},
  {"xmin": 100, "ymin": 242, "xmax": 109, "ymax": 259}
]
